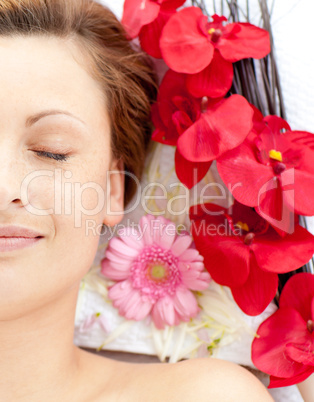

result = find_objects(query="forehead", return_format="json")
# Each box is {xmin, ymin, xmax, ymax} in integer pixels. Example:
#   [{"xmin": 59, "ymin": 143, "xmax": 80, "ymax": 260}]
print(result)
[{"xmin": 0, "ymin": 35, "xmax": 109, "ymax": 137}]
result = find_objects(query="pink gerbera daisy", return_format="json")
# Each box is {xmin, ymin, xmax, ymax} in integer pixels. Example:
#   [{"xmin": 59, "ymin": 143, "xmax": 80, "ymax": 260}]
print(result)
[{"xmin": 101, "ymin": 214, "xmax": 211, "ymax": 329}]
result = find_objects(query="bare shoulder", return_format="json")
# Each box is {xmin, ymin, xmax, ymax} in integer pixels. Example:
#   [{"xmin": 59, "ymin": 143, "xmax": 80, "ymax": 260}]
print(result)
[
  {"xmin": 142, "ymin": 358, "xmax": 274, "ymax": 402},
  {"xmin": 77, "ymin": 349, "xmax": 274, "ymax": 402}
]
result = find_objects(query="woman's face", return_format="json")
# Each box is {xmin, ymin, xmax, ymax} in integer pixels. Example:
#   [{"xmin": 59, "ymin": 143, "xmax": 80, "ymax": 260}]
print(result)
[{"xmin": 0, "ymin": 35, "xmax": 124, "ymax": 318}]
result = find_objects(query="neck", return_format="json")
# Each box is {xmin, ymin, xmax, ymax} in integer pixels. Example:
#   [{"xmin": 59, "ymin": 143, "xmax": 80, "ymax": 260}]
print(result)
[{"xmin": 0, "ymin": 285, "xmax": 83, "ymax": 401}]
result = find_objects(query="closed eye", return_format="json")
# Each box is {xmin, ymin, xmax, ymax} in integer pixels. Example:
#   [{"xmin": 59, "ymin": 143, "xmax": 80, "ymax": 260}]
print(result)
[{"xmin": 35, "ymin": 150, "xmax": 69, "ymax": 162}]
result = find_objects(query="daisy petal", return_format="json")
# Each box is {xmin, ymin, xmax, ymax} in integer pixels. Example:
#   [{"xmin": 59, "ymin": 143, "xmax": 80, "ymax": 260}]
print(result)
[
  {"xmin": 101, "ymin": 259, "xmax": 131, "ymax": 281},
  {"xmin": 173, "ymin": 287, "xmax": 199, "ymax": 318},
  {"xmin": 171, "ymin": 235, "xmax": 193, "ymax": 256}
]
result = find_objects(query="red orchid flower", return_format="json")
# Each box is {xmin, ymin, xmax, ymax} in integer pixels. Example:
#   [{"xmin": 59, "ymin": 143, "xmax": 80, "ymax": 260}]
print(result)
[
  {"xmin": 121, "ymin": 0, "xmax": 185, "ymax": 58},
  {"xmin": 189, "ymin": 201, "xmax": 314, "ymax": 315},
  {"xmin": 151, "ymin": 69, "xmax": 254, "ymax": 188},
  {"xmin": 151, "ymin": 69, "xmax": 203, "ymax": 146},
  {"xmin": 151, "ymin": 69, "xmax": 215, "ymax": 187},
  {"xmin": 252, "ymin": 273, "xmax": 314, "ymax": 388},
  {"xmin": 217, "ymin": 115, "xmax": 314, "ymax": 234},
  {"xmin": 159, "ymin": 8, "xmax": 270, "ymax": 96}
]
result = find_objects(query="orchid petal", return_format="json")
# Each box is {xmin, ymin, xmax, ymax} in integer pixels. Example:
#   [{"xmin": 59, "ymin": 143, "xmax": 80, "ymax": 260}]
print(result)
[
  {"xmin": 122, "ymin": 0, "xmax": 160, "ymax": 38},
  {"xmin": 186, "ymin": 50, "xmax": 233, "ymax": 98},
  {"xmin": 231, "ymin": 254, "xmax": 278, "ymax": 315},
  {"xmin": 139, "ymin": 10, "xmax": 173, "ymax": 58},
  {"xmin": 175, "ymin": 149, "xmax": 211, "ymax": 189},
  {"xmin": 217, "ymin": 140, "xmax": 274, "ymax": 207},
  {"xmin": 160, "ymin": 7, "xmax": 214, "ymax": 73},
  {"xmin": 268, "ymin": 369, "xmax": 314, "ymax": 388},
  {"xmin": 177, "ymin": 95, "xmax": 253, "ymax": 162},
  {"xmin": 252, "ymin": 226, "xmax": 314, "ymax": 274},
  {"xmin": 279, "ymin": 273, "xmax": 314, "ymax": 322},
  {"xmin": 218, "ymin": 22, "xmax": 270, "ymax": 62},
  {"xmin": 252, "ymin": 308, "xmax": 311, "ymax": 378}
]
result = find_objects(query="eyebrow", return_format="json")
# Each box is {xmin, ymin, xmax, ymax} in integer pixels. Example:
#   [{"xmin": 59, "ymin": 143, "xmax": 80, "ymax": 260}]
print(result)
[{"xmin": 25, "ymin": 109, "xmax": 87, "ymax": 128}]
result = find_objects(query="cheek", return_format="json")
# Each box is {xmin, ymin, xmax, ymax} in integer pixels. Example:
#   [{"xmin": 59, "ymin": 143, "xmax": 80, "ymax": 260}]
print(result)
[
  {"xmin": 22, "ymin": 169, "xmax": 57, "ymax": 213},
  {"xmin": 47, "ymin": 166, "xmax": 108, "ymax": 289},
  {"xmin": 72, "ymin": 181, "xmax": 107, "ymax": 230},
  {"xmin": 20, "ymin": 166, "xmax": 107, "ymax": 276},
  {"xmin": 70, "ymin": 156, "xmax": 110, "ymax": 229},
  {"xmin": 24, "ymin": 165, "xmax": 108, "ymax": 227}
]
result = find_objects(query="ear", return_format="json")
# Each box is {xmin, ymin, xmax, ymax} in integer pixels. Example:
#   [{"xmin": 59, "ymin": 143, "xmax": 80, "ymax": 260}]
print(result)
[{"xmin": 103, "ymin": 157, "xmax": 125, "ymax": 227}]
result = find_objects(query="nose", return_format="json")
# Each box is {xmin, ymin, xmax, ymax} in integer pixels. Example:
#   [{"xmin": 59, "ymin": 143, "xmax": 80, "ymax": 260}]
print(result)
[
  {"xmin": 0, "ymin": 149, "xmax": 26, "ymax": 211},
  {"xmin": 0, "ymin": 189, "xmax": 23, "ymax": 211}
]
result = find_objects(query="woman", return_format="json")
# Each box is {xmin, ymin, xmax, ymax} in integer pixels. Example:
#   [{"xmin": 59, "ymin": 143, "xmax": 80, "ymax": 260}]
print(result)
[{"xmin": 0, "ymin": 0, "xmax": 274, "ymax": 400}]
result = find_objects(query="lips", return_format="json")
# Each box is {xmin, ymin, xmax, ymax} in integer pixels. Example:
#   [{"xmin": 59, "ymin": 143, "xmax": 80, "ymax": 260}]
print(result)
[{"xmin": 0, "ymin": 225, "xmax": 43, "ymax": 238}]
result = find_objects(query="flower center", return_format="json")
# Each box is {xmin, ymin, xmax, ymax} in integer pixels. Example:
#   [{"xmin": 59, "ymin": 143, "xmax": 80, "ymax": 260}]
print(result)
[
  {"xmin": 269, "ymin": 149, "xmax": 286, "ymax": 174},
  {"xmin": 244, "ymin": 232, "xmax": 255, "ymax": 245},
  {"xmin": 307, "ymin": 320, "xmax": 314, "ymax": 333},
  {"xmin": 226, "ymin": 217, "xmax": 256, "ymax": 245},
  {"xmin": 130, "ymin": 244, "xmax": 182, "ymax": 302},
  {"xmin": 208, "ymin": 27, "xmax": 222, "ymax": 43},
  {"xmin": 149, "ymin": 263, "xmax": 167, "ymax": 281},
  {"xmin": 234, "ymin": 221, "xmax": 249, "ymax": 232},
  {"xmin": 273, "ymin": 161, "xmax": 286, "ymax": 175},
  {"xmin": 269, "ymin": 149, "xmax": 282, "ymax": 162}
]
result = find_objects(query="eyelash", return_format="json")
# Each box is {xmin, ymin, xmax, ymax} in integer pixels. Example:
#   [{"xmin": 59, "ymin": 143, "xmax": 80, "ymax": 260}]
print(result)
[{"xmin": 35, "ymin": 150, "xmax": 69, "ymax": 162}]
